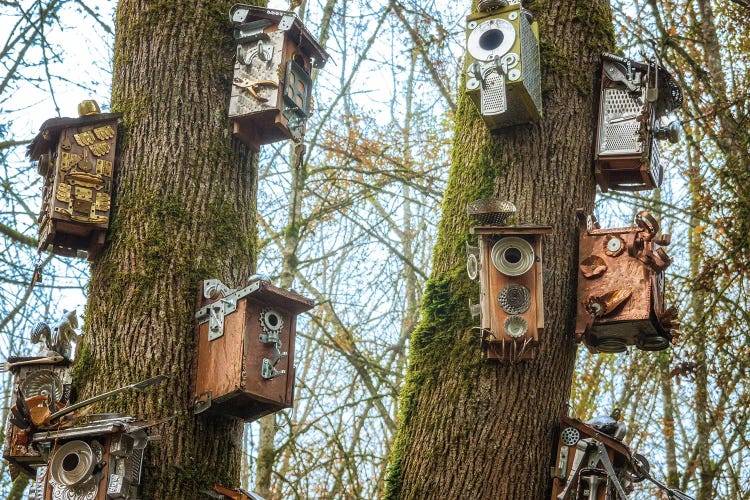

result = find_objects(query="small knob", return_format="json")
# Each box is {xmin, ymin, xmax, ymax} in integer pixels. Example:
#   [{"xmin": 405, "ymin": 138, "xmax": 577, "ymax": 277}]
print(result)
[{"xmin": 77, "ymin": 100, "xmax": 101, "ymax": 116}]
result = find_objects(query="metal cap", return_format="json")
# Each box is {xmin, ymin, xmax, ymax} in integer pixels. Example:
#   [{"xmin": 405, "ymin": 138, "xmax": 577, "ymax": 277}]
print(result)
[{"xmin": 77, "ymin": 100, "xmax": 101, "ymax": 116}]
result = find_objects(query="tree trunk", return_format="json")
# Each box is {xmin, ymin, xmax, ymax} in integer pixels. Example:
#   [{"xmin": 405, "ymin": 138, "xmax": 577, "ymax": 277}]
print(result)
[
  {"xmin": 75, "ymin": 1, "xmax": 262, "ymax": 497},
  {"xmin": 384, "ymin": 1, "xmax": 614, "ymax": 498}
]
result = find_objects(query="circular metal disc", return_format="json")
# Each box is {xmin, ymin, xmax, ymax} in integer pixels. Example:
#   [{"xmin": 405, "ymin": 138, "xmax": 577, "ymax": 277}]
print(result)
[
  {"xmin": 467, "ymin": 18, "xmax": 516, "ymax": 62},
  {"xmin": 491, "ymin": 237, "xmax": 535, "ymax": 276},
  {"xmin": 560, "ymin": 427, "xmax": 580, "ymax": 446},
  {"xmin": 50, "ymin": 440, "xmax": 96, "ymax": 486},
  {"xmin": 498, "ymin": 284, "xmax": 531, "ymax": 314},
  {"xmin": 467, "ymin": 254, "xmax": 479, "ymax": 281},
  {"xmin": 21, "ymin": 370, "xmax": 63, "ymax": 401},
  {"xmin": 504, "ymin": 315, "xmax": 528, "ymax": 338}
]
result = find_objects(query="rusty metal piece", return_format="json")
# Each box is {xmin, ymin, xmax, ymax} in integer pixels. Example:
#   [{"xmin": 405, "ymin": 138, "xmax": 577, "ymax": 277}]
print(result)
[
  {"xmin": 467, "ymin": 198, "xmax": 517, "ymax": 226},
  {"xmin": 585, "ymin": 289, "xmax": 632, "ymax": 318},
  {"xmin": 603, "ymin": 234, "xmax": 625, "ymax": 257},
  {"xmin": 580, "ymin": 255, "xmax": 608, "ymax": 278}
]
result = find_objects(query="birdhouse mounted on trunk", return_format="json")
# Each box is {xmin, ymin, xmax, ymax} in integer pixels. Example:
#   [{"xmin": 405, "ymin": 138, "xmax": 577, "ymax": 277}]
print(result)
[
  {"xmin": 467, "ymin": 199, "xmax": 550, "ymax": 363},
  {"xmin": 551, "ymin": 415, "xmax": 635, "ymax": 499},
  {"xmin": 3, "ymin": 357, "xmax": 73, "ymax": 476},
  {"xmin": 229, "ymin": 4, "xmax": 329, "ymax": 151},
  {"xmin": 575, "ymin": 209, "xmax": 679, "ymax": 353},
  {"xmin": 595, "ymin": 53, "xmax": 683, "ymax": 192},
  {"xmin": 464, "ymin": 0, "xmax": 542, "ymax": 129},
  {"xmin": 29, "ymin": 415, "xmax": 151, "ymax": 500},
  {"xmin": 28, "ymin": 100, "xmax": 121, "ymax": 258},
  {"xmin": 192, "ymin": 277, "xmax": 314, "ymax": 421}
]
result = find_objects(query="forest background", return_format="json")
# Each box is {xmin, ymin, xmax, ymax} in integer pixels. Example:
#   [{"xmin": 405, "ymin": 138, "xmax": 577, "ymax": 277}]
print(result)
[{"xmin": 0, "ymin": 0, "xmax": 747, "ymax": 498}]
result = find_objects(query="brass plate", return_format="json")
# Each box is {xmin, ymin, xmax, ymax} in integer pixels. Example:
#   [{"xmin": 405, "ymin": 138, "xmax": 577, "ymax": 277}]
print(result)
[
  {"xmin": 74, "ymin": 186, "xmax": 93, "ymax": 202},
  {"xmin": 93, "ymin": 125, "xmax": 114, "ymax": 140},
  {"xmin": 56, "ymin": 184, "xmax": 72, "ymax": 203},
  {"xmin": 60, "ymin": 152, "xmax": 82, "ymax": 172},
  {"xmin": 74, "ymin": 131, "xmax": 96, "ymax": 146},
  {"xmin": 72, "ymin": 198, "xmax": 92, "ymax": 215},
  {"xmin": 89, "ymin": 142, "xmax": 111, "ymax": 157},
  {"xmin": 94, "ymin": 193, "xmax": 111, "ymax": 212},
  {"xmin": 95, "ymin": 159, "xmax": 113, "ymax": 176}
]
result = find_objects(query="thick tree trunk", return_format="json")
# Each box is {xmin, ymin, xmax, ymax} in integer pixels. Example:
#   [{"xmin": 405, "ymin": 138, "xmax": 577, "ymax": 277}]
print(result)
[
  {"xmin": 384, "ymin": 1, "xmax": 614, "ymax": 498},
  {"xmin": 75, "ymin": 1, "xmax": 262, "ymax": 497}
]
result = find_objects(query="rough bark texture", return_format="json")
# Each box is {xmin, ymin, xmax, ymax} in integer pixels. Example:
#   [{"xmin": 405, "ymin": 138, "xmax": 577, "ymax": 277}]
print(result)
[
  {"xmin": 384, "ymin": 0, "xmax": 614, "ymax": 498},
  {"xmin": 75, "ymin": 1, "xmax": 262, "ymax": 497}
]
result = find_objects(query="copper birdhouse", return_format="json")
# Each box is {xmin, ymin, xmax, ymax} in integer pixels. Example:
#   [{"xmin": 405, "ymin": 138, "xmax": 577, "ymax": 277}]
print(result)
[
  {"xmin": 28, "ymin": 416, "xmax": 151, "ymax": 500},
  {"xmin": 3, "ymin": 358, "xmax": 73, "ymax": 476},
  {"xmin": 464, "ymin": 1, "xmax": 542, "ymax": 129},
  {"xmin": 192, "ymin": 277, "xmax": 314, "ymax": 421},
  {"xmin": 467, "ymin": 199, "xmax": 550, "ymax": 362},
  {"xmin": 595, "ymin": 53, "xmax": 683, "ymax": 191},
  {"xmin": 551, "ymin": 415, "xmax": 635, "ymax": 499},
  {"xmin": 229, "ymin": 5, "xmax": 329, "ymax": 151},
  {"xmin": 575, "ymin": 209, "xmax": 679, "ymax": 353},
  {"xmin": 28, "ymin": 100, "xmax": 121, "ymax": 257}
]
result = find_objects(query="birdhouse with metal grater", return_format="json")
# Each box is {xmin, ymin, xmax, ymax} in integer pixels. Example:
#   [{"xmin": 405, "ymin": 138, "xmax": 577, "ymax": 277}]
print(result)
[
  {"xmin": 575, "ymin": 209, "xmax": 679, "ymax": 354},
  {"xmin": 192, "ymin": 277, "xmax": 314, "ymax": 421},
  {"xmin": 464, "ymin": 0, "xmax": 542, "ymax": 129},
  {"xmin": 28, "ymin": 415, "xmax": 152, "ymax": 500},
  {"xmin": 595, "ymin": 53, "xmax": 683, "ymax": 191},
  {"xmin": 27, "ymin": 100, "xmax": 121, "ymax": 257},
  {"xmin": 229, "ymin": 4, "xmax": 329, "ymax": 151},
  {"xmin": 467, "ymin": 199, "xmax": 550, "ymax": 363}
]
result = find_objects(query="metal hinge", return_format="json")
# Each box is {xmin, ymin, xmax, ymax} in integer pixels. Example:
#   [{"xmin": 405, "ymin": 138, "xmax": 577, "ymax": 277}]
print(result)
[{"xmin": 193, "ymin": 391, "xmax": 212, "ymax": 415}]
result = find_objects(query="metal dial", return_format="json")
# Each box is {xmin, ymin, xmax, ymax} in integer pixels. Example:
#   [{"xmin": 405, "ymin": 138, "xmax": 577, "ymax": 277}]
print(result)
[{"xmin": 467, "ymin": 18, "xmax": 516, "ymax": 62}]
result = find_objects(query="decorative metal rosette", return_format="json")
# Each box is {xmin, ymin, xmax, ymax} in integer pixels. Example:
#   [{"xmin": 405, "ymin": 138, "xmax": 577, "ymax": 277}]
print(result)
[
  {"xmin": 21, "ymin": 370, "xmax": 64, "ymax": 401},
  {"xmin": 260, "ymin": 308, "xmax": 284, "ymax": 334},
  {"xmin": 504, "ymin": 315, "xmax": 528, "ymax": 338},
  {"xmin": 560, "ymin": 427, "xmax": 580, "ymax": 447},
  {"xmin": 497, "ymin": 284, "xmax": 531, "ymax": 315}
]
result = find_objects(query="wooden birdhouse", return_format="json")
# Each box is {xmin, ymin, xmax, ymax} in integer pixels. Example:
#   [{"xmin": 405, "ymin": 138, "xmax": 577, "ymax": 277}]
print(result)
[
  {"xmin": 464, "ymin": 1, "xmax": 542, "ymax": 129},
  {"xmin": 229, "ymin": 5, "xmax": 329, "ymax": 151},
  {"xmin": 551, "ymin": 415, "xmax": 635, "ymax": 499},
  {"xmin": 27, "ymin": 100, "xmax": 121, "ymax": 257},
  {"xmin": 595, "ymin": 53, "xmax": 683, "ymax": 192},
  {"xmin": 192, "ymin": 278, "xmax": 314, "ymax": 421},
  {"xmin": 29, "ymin": 416, "xmax": 150, "ymax": 500},
  {"xmin": 575, "ymin": 210, "xmax": 679, "ymax": 353},
  {"xmin": 3, "ymin": 358, "xmax": 73, "ymax": 476},
  {"xmin": 467, "ymin": 199, "xmax": 550, "ymax": 362}
]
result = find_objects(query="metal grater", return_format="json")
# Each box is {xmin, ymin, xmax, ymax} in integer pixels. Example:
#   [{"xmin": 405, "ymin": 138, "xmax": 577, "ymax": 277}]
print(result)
[
  {"xmin": 481, "ymin": 72, "xmax": 507, "ymax": 116},
  {"xmin": 601, "ymin": 88, "xmax": 643, "ymax": 153}
]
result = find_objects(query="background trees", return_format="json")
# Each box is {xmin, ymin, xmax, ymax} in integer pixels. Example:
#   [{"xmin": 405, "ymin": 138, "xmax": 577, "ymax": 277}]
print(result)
[{"xmin": 0, "ymin": 0, "xmax": 747, "ymax": 498}]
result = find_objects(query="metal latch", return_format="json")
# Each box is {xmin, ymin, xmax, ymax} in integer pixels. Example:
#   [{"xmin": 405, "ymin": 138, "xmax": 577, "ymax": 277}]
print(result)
[{"xmin": 193, "ymin": 391, "xmax": 212, "ymax": 415}]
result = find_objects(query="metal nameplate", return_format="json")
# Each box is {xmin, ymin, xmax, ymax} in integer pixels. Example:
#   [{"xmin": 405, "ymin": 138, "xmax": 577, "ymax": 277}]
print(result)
[
  {"xmin": 89, "ymin": 142, "xmax": 111, "ymax": 157},
  {"xmin": 93, "ymin": 125, "xmax": 114, "ymax": 140},
  {"xmin": 96, "ymin": 159, "xmax": 113, "ymax": 176}
]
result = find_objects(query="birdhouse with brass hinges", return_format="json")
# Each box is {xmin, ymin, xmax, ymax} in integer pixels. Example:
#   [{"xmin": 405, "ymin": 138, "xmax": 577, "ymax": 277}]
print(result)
[
  {"xmin": 229, "ymin": 4, "xmax": 329, "ymax": 151},
  {"xmin": 575, "ymin": 209, "xmax": 679, "ymax": 354},
  {"xmin": 464, "ymin": 0, "xmax": 542, "ymax": 129},
  {"xmin": 28, "ymin": 415, "xmax": 152, "ymax": 500},
  {"xmin": 467, "ymin": 199, "xmax": 550, "ymax": 363},
  {"xmin": 27, "ymin": 100, "xmax": 121, "ymax": 258},
  {"xmin": 192, "ymin": 277, "xmax": 314, "ymax": 421},
  {"xmin": 3, "ymin": 358, "xmax": 73, "ymax": 477},
  {"xmin": 595, "ymin": 53, "xmax": 683, "ymax": 192},
  {"xmin": 551, "ymin": 415, "xmax": 636, "ymax": 499}
]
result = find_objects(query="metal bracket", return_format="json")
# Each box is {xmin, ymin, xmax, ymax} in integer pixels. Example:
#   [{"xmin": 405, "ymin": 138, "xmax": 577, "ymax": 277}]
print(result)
[
  {"xmin": 261, "ymin": 358, "xmax": 286, "ymax": 380},
  {"xmin": 279, "ymin": 12, "xmax": 295, "ymax": 31},
  {"xmin": 260, "ymin": 323, "xmax": 287, "ymax": 380},
  {"xmin": 193, "ymin": 391, "xmax": 212, "ymax": 415},
  {"xmin": 196, "ymin": 280, "xmax": 264, "ymax": 340}
]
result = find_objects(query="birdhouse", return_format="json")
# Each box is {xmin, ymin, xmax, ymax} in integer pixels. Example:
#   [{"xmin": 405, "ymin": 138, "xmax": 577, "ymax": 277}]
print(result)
[
  {"xmin": 192, "ymin": 277, "xmax": 314, "ymax": 421},
  {"xmin": 464, "ymin": 0, "xmax": 542, "ymax": 129},
  {"xmin": 229, "ymin": 5, "xmax": 329, "ymax": 151},
  {"xmin": 575, "ymin": 209, "xmax": 679, "ymax": 353},
  {"xmin": 28, "ymin": 415, "xmax": 150, "ymax": 500},
  {"xmin": 595, "ymin": 53, "xmax": 683, "ymax": 191},
  {"xmin": 467, "ymin": 199, "xmax": 550, "ymax": 362},
  {"xmin": 551, "ymin": 415, "xmax": 635, "ymax": 499},
  {"xmin": 3, "ymin": 358, "xmax": 73, "ymax": 476},
  {"xmin": 27, "ymin": 100, "xmax": 121, "ymax": 257}
]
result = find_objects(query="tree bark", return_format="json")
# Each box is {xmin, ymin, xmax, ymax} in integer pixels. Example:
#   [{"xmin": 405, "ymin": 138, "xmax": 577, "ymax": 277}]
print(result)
[
  {"xmin": 384, "ymin": 1, "xmax": 614, "ymax": 498},
  {"xmin": 76, "ymin": 1, "xmax": 262, "ymax": 497}
]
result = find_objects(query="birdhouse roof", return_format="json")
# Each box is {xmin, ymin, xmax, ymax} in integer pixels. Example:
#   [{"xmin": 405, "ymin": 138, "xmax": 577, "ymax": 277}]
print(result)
[
  {"xmin": 27, "ymin": 112, "xmax": 122, "ymax": 160},
  {"xmin": 230, "ymin": 4, "xmax": 330, "ymax": 68}
]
